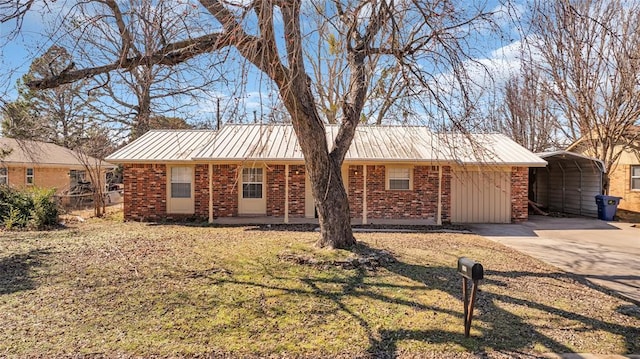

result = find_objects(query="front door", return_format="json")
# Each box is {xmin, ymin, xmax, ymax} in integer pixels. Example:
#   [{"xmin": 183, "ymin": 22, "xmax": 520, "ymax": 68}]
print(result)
[{"xmin": 239, "ymin": 167, "xmax": 266, "ymax": 215}]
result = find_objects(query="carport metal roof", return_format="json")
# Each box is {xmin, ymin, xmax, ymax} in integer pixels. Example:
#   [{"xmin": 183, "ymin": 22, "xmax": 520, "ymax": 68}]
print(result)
[{"xmin": 537, "ymin": 151, "xmax": 606, "ymax": 173}]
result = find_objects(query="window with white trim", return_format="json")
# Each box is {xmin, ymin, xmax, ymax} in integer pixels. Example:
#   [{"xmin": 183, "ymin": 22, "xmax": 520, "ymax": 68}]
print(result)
[
  {"xmin": 632, "ymin": 165, "xmax": 640, "ymax": 190},
  {"xmin": 26, "ymin": 168, "xmax": 34, "ymax": 185},
  {"xmin": 242, "ymin": 167, "xmax": 263, "ymax": 199},
  {"xmin": 387, "ymin": 167, "xmax": 411, "ymax": 190},
  {"xmin": 0, "ymin": 167, "xmax": 7, "ymax": 185},
  {"xmin": 170, "ymin": 167, "xmax": 192, "ymax": 198}
]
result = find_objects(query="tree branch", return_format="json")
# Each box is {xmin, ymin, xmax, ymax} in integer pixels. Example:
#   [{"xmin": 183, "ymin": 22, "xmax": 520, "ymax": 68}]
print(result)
[{"xmin": 27, "ymin": 33, "xmax": 228, "ymax": 90}]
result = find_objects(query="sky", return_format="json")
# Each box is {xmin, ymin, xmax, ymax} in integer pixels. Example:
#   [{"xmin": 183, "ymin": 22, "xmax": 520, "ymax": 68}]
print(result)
[{"xmin": 0, "ymin": 0, "xmax": 528, "ymax": 127}]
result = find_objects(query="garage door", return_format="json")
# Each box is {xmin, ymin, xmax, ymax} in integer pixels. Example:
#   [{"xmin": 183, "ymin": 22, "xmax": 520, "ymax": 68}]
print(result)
[{"xmin": 451, "ymin": 169, "xmax": 511, "ymax": 223}]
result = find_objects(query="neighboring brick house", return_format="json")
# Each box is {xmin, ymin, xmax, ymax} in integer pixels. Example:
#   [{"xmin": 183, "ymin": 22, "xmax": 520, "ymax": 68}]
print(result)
[
  {"xmin": 0, "ymin": 137, "xmax": 115, "ymax": 194},
  {"xmin": 106, "ymin": 124, "xmax": 547, "ymax": 224},
  {"xmin": 567, "ymin": 127, "xmax": 640, "ymax": 213}
]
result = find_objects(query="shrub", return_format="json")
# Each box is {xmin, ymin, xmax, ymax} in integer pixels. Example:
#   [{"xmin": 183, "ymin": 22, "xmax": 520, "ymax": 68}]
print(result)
[{"xmin": 0, "ymin": 186, "xmax": 59, "ymax": 230}]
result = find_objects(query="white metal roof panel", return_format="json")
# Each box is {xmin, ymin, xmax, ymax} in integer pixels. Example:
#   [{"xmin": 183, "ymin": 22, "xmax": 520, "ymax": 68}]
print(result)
[
  {"xmin": 537, "ymin": 150, "xmax": 606, "ymax": 172},
  {"xmin": 194, "ymin": 124, "xmax": 443, "ymax": 161},
  {"xmin": 107, "ymin": 124, "xmax": 546, "ymax": 166},
  {"xmin": 106, "ymin": 130, "xmax": 217, "ymax": 162},
  {"xmin": 440, "ymin": 133, "xmax": 548, "ymax": 166}
]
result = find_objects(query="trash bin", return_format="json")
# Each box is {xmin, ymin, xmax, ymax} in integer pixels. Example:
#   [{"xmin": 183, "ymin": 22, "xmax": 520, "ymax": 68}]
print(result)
[{"xmin": 595, "ymin": 195, "xmax": 622, "ymax": 221}]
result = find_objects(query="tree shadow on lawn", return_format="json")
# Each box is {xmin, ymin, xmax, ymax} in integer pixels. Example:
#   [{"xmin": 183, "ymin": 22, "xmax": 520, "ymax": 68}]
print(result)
[
  {"xmin": 210, "ymin": 242, "xmax": 639, "ymax": 357},
  {"xmin": 356, "ymin": 243, "xmax": 640, "ymax": 357},
  {"xmin": 0, "ymin": 248, "xmax": 50, "ymax": 295}
]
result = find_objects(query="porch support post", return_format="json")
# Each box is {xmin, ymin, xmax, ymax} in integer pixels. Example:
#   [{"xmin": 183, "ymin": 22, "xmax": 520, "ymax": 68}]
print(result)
[
  {"xmin": 437, "ymin": 165, "xmax": 443, "ymax": 225},
  {"xmin": 363, "ymin": 165, "xmax": 368, "ymax": 225},
  {"xmin": 285, "ymin": 164, "xmax": 289, "ymax": 224},
  {"xmin": 208, "ymin": 163, "xmax": 213, "ymax": 223}
]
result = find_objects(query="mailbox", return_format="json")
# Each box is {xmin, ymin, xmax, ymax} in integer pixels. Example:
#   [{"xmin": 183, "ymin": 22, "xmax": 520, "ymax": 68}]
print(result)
[
  {"xmin": 457, "ymin": 257, "xmax": 484, "ymax": 280},
  {"xmin": 457, "ymin": 257, "xmax": 484, "ymax": 337}
]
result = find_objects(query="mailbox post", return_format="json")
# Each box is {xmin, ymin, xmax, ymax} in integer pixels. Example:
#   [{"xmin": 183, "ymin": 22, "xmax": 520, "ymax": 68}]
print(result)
[{"xmin": 457, "ymin": 257, "xmax": 483, "ymax": 337}]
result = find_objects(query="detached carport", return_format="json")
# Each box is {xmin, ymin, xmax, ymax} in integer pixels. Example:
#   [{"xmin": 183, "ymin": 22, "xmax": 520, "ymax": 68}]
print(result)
[{"xmin": 531, "ymin": 151, "xmax": 605, "ymax": 217}]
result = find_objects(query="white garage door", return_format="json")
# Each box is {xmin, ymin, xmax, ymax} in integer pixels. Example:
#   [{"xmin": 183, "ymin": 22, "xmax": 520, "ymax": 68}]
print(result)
[{"xmin": 451, "ymin": 169, "xmax": 511, "ymax": 223}]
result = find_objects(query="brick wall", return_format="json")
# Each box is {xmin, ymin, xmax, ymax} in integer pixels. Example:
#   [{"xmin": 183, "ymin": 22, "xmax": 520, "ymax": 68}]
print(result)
[
  {"xmin": 608, "ymin": 164, "xmax": 640, "ymax": 212},
  {"xmin": 288, "ymin": 165, "xmax": 306, "ymax": 218},
  {"xmin": 121, "ymin": 162, "xmax": 524, "ymax": 224},
  {"xmin": 365, "ymin": 165, "xmax": 442, "ymax": 220},
  {"xmin": 441, "ymin": 166, "xmax": 452, "ymax": 223},
  {"xmin": 511, "ymin": 166, "xmax": 529, "ymax": 222},
  {"xmin": 194, "ymin": 164, "xmax": 209, "ymax": 218},
  {"xmin": 123, "ymin": 164, "xmax": 167, "ymax": 221},
  {"xmin": 267, "ymin": 165, "xmax": 286, "ymax": 216},
  {"xmin": 348, "ymin": 165, "xmax": 364, "ymax": 218},
  {"xmin": 5, "ymin": 166, "xmax": 75, "ymax": 194},
  {"xmin": 212, "ymin": 164, "xmax": 238, "ymax": 217}
]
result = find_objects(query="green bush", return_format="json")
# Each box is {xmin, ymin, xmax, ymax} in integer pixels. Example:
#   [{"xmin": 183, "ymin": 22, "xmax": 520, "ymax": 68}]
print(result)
[{"xmin": 0, "ymin": 186, "xmax": 59, "ymax": 230}]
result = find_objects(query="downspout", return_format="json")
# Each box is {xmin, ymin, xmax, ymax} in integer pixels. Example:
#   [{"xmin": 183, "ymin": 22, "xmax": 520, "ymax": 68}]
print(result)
[
  {"xmin": 437, "ymin": 165, "xmax": 443, "ymax": 225},
  {"xmin": 285, "ymin": 164, "xmax": 289, "ymax": 224},
  {"xmin": 208, "ymin": 163, "xmax": 213, "ymax": 223},
  {"xmin": 363, "ymin": 165, "xmax": 368, "ymax": 225}
]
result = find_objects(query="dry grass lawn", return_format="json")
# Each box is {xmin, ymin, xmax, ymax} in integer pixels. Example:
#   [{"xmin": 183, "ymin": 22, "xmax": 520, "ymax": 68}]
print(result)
[{"xmin": 0, "ymin": 211, "xmax": 638, "ymax": 358}]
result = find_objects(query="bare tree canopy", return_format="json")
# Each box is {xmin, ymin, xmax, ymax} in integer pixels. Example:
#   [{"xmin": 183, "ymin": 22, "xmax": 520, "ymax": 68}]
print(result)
[
  {"xmin": 525, "ymin": 0, "xmax": 640, "ymax": 181},
  {"xmin": 4, "ymin": 0, "xmax": 498, "ymax": 248}
]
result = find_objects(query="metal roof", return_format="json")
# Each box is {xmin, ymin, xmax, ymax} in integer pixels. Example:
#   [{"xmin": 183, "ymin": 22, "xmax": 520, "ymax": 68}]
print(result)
[
  {"xmin": 440, "ymin": 133, "xmax": 549, "ymax": 167},
  {"xmin": 106, "ymin": 130, "xmax": 218, "ymax": 162},
  {"xmin": 192, "ymin": 124, "xmax": 442, "ymax": 161},
  {"xmin": 537, "ymin": 150, "xmax": 606, "ymax": 173},
  {"xmin": 106, "ymin": 124, "xmax": 547, "ymax": 166},
  {"xmin": 0, "ymin": 137, "xmax": 115, "ymax": 168}
]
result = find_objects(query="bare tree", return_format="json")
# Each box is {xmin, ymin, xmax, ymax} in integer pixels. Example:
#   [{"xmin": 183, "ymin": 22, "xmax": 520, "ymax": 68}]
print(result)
[
  {"xmin": 527, "ymin": 0, "xmax": 640, "ymax": 184},
  {"xmin": 61, "ymin": 0, "xmax": 224, "ymax": 139},
  {"xmin": 497, "ymin": 63, "xmax": 559, "ymax": 153},
  {"xmin": 72, "ymin": 127, "xmax": 117, "ymax": 217},
  {"xmin": 22, "ymin": 0, "xmax": 496, "ymax": 248},
  {"xmin": 305, "ymin": 10, "xmax": 415, "ymax": 125}
]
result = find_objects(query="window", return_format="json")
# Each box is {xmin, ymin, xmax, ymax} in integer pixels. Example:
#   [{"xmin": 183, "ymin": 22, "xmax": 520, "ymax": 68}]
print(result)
[
  {"xmin": 632, "ymin": 165, "xmax": 640, "ymax": 190},
  {"xmin": 0, "ymin": 167, "xmax": 7, "ymax": 185},
  {"xmin": 26, "ymin": 168, "xmax": 34, "ymax": 185},
  {"xmin": 69, "ymin": 170, "xmax": 87, "ymax": 184},
  {"xmin": 387, "ymin": 167, "xmax": 411, "ymax": 190},
  {"xmin": 171, "ymin": 167, "xmax": 192, "ymax": 198},
  {"xmin": 242, "ymin": 167, "xmax": 263, "ymax": 199}
]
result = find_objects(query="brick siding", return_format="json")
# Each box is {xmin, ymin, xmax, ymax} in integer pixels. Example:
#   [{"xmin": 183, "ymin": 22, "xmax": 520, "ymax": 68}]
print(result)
[
  {"xmin": 267, "ymin": 165, "xmax": 286, "ymax": 216},
  {"xmin": 366, "ymin": 165, "xmax": 443, "ymax": 220},
  {"xmin": 194, "ymin": 164, "xmax": 209, "ymax": 218},
  {"xmin": 609, "ymin": 164, "xmax": 640, "ymax": 212},
  {"xmin": 441, "ymin": 166, "xmax": 452, "ymax": 223},
  {"xmin": 121, "ymin": 162, "xmax": 523, "ymax": 224},
  {"xmin": 123, "ymin": 164, "xmax": 167, "ymax": 221},
  {"xmin": 212, "ymin": 164, "xmax": 238, "ymax": 217},
  {"xmin": 348, "ymin": 165, "xmax": 364, "ymax": 218},
  {"xmin": 511, "ymin": 166, "xmax": 529, "ymax": 222},
  {"xmin": 288, "ymin": 165, "xmax": 306, "ymax": 218}
]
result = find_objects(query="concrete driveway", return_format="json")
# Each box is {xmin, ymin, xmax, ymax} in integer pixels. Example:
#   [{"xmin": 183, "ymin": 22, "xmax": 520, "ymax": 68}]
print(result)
[{"xmin": 469, "ymin": 215, "xmax": 640, "ymax": 304}]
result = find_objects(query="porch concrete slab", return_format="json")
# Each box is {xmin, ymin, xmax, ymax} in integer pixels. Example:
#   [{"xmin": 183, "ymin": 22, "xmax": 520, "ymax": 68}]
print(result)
[
  {"xmin": 469, "ymin": 216, "xmax": 640, "ymax": 304},
  {"xmin": 211, "ymin": 217, "xmax": 436, "ymax": 226}
]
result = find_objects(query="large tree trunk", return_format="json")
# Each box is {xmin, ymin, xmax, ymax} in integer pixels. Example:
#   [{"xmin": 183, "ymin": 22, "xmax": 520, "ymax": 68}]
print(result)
[
  {"xmin": 309, "ymin": 154, "xmax": 355, "ymax": 249},
  {"xmin": 280, "ymin": 77, "xmax": 356, "ymax": 249}
]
